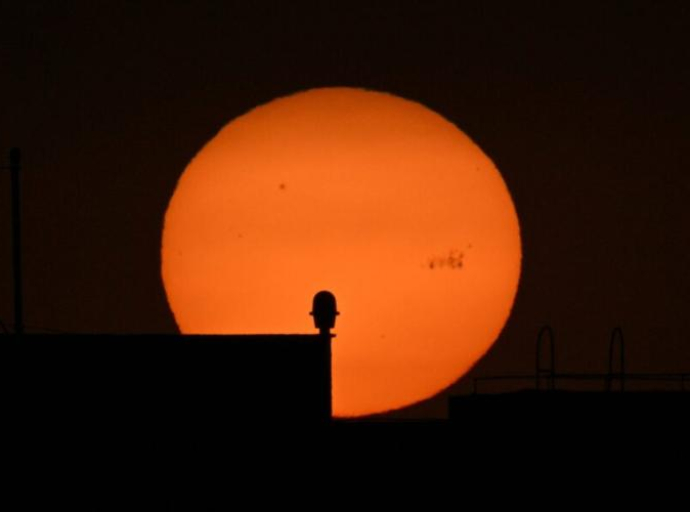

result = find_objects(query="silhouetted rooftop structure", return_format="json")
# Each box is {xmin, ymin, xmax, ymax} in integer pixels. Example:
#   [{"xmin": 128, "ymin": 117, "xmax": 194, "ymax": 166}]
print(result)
[
  {"xmin": 5, "ymin": 292, "xmax": 338, "ymax": 428},
  {"xmin": 450, "ymin": 326, "xmax": 688, "ymax": 421}
]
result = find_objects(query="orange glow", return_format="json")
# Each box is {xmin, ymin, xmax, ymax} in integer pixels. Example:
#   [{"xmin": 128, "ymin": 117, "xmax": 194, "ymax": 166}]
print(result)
[{"xmin": 161, "ymin": 88, "xmax": 521, "ymax": 417}]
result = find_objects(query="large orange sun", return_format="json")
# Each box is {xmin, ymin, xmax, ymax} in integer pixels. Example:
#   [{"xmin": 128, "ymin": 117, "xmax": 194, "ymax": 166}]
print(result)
[{"xmin": 161, "ymin": 87, "xmax": 521, "ymax": 417}]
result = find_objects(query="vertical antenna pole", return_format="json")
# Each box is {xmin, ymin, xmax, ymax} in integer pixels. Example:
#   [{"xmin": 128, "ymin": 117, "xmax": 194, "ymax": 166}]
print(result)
[
  {"xmin": 9, "ymin": 148, "xmax": 23, "ymax": 336},
  {"xmin": 536, "ymin": 325, "xmax": 555, "ymax": 391},
  {"xmin": 607, "ymin": 327, "xmax": 625, "ymax": 392}
]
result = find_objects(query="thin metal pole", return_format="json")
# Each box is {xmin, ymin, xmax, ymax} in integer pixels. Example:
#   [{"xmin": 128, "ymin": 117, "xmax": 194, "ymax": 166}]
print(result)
[
  {"xmin": 607, "ymin": 327, "xmax": 625, "ymax": 392},
  {"xmin": 536, "ymin": 325, "xmax": 555, "ymax": 390},
  {"xmin": 9, "ymin": 148, "xmax": 23, "ymax": 336}
]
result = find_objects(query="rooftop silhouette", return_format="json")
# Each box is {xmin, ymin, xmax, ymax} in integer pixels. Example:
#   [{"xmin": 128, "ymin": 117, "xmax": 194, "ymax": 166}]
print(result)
[{"xmin": 5, "ymin": 292, "xmax": 337, "ymax": 425}]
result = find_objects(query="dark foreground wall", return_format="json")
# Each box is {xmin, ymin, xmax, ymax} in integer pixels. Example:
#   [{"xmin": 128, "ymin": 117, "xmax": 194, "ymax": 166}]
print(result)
[{"xmin": 5, "ymin": 334, "xmax": 332, "ymax": 432}]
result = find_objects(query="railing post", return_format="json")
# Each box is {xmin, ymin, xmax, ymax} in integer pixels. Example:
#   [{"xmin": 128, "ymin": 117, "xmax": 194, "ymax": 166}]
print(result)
[
  {"xmin": 8, "ymin": 148, "xmax": 24, "ymax": 336},
  {"xmin": 607, "ymin": 327, "xmax": 625, "ymax": 392},
  {"xmin": 536, "ymin": 325, "xmax": 555, "ymax": 391}
]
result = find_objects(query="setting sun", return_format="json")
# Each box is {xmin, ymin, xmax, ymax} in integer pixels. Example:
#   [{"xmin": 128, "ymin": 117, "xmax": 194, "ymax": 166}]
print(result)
[{"xmin": 161, "ymin": 87, "xmax": 521, "ymax": 417}]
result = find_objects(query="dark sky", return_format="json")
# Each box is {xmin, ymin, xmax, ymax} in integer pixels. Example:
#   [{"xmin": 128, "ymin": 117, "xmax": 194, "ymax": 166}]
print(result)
[{"xmin": 1, "ymin": 1, "xmax": 688, "ymax": 417}]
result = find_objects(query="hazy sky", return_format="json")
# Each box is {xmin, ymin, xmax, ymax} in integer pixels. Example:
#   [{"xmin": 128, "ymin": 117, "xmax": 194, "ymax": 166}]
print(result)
[{"xmin": 1, "ymin": 1, "xmax": 688, "ymax": 417}]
